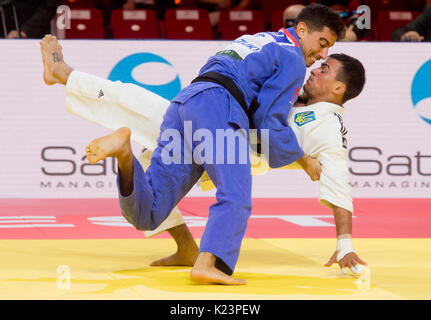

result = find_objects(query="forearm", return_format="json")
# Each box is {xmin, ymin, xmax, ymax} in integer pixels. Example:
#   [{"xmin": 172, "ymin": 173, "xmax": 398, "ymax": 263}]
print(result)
[
  {"xmin": 296, "ymin": 154, "xmax": 311, "ymax": 168},
  {"xmin": 332, "ymin": 206, "xmax": 356, "ymax": 263},
  {"xmin": 329, "ymin": 205, "xmax": 368, "ymax": 272},
  {"xmin": 333, "ymin": 206, "xmax": 352, "ymax": 238},
  {"xmin": 236, "ymin": 0, "xmax": 250, "ymax": 9},
  {"xmin": 391, "ymin": 7, "xmax": 431, "ymax": 41},
  {"xmin": 391, "ymin": 27, "xmax": 407, "ymax": 41},
  {"xmin": 123, "ymin": 0, "xmax": 135, "ymax": 8},
  {"xmin": 296, "ymin": 153, "xmax": 321, "ymax": 181}
]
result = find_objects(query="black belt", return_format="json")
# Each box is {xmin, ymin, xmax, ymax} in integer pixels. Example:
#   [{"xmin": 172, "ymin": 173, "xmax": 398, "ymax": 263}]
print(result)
[{"xmin": 191, "ymin": 71, "xmax": 260, "ymax": 130}]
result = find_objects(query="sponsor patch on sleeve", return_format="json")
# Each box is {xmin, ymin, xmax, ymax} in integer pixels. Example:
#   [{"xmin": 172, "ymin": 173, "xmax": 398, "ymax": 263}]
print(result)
[{"xmin": 294, "ymin": 111, "xmax": 316, "ymax": 126}]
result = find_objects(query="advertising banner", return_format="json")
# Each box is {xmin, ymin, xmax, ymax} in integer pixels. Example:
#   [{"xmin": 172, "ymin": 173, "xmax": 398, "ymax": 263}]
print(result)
[{"xmin": 0, "ymin": 40, "xmax": 430, "ymax": 198}]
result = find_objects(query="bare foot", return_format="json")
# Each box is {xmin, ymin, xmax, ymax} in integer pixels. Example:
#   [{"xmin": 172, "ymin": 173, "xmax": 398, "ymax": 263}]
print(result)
[
  {"xmin": 150, "ymin": 223, "xmax": 199, "ymax": 266},
  {"xmin": 40, "ymin": 34, "xmax": 73, "ymax": 85},
  {"xmin": 190, "ymin": 252, "xmax": 246, "ymax": 285},
  {"xmin": 86, "ymin": 127, "xmax": 132, "ymax": 164},
  {"xmin": 150, "ymin": 252, "xmax": 197, "ymax": 267},
  {"xmin": 150, "ymin": 244, "xmax": 199, "ymax": 266}
]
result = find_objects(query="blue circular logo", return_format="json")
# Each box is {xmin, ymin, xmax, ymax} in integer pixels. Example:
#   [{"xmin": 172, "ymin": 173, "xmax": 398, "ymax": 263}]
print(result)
[
  {"xmin": 411, "ymin": 59, "xmax": 431, "ymax": 125},
  {"xmin": 108, "ymin": 53, "xmax": 181, "ymax": 101}
]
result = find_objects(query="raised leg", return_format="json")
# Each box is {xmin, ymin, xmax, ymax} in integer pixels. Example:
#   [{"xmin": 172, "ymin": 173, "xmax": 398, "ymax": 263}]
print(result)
[{"xmin": 40, "ymin": 34, "xmax": 73, "ymax": 86}]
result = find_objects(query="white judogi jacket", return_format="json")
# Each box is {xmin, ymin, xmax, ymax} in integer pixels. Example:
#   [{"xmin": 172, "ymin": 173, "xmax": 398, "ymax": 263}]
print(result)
[
  {"xmin": 287, "ymin": 102, "xmax": 352, "ymax": 213},
  {"xmin": 199, "ymin": 101, "xmax": 353, "ymax": 213},
  {"xmin": 65, "ymin": 71, "xmax": 353, "ymax": 236}
]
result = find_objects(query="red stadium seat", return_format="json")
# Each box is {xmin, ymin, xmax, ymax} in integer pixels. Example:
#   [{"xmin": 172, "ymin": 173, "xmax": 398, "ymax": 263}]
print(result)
[
  {"xmin": 376, "ymin": 10, "xmax": 420, "ymax": 41},
  {"xmin": 165, "ymin": 9, "xmax": 213, "ymax": 40},
  {"xmin": 111, "ymin": 9, "xmax": 159, "ymax": 39},
  {"xmin": 63, "ymin": 8, "xmax": 104, "ymax": 39},
  {"xmin": 61, "ymin": 0, "xmax": 96, "ymax": 8},
  {"xmin": 218, "ymin": 10, "xmax": 265, "ymax": 40},
  {"xmin": 271, "ymin": 9, "xmax": 285, "ymax": 32},
  {"xmin": 376, "ymin": 0, "xmax": 408, "ymax": 10},
  {"xmin": 362, "ymin": 0, "xmax": 408, "ymax": 23}
]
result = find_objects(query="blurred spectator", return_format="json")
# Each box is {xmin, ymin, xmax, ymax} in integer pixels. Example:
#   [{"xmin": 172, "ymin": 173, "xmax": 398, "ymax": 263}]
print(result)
[
  {"xmin": 0, "ymin": 0, "xmax": 60, "ymax": 38},
  {"xmin": 119, "ymin": 0, "xmax": 177, "ymax": 20},
  {"xmin": 317, "ymin": 0, "xmax": 370, "ymax": 41},
  {"xmin": 391, "ymin": 0, "xmax": 431, "ymax": 41},
  {"xmin": 197, "ymin": 0, "xmax": 250, "ymax": 11},
  {"xmin": 282, "ymin": 4, "xmax": 304, "ymax": 28},
  {"xmin": 408, "ymin": 0, "xmax": 427, "ymax": 11},
  {"xmin": 281, "ymin": 3, "xmax": 359, "ymax": 41},
  {"xmin": 197, "ymin": 0, "xmax": 251, "ymax": 26},
  {"xmin": 317, "ymin": 0, "xmax": 356, "ymax": 9},
  {"xmin": 340, "ymin": 13, "xmax": 360, "ymax": 41}
]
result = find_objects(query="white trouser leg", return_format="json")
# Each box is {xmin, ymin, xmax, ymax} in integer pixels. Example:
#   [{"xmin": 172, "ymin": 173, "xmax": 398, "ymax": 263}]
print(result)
[
  {"xmin": 65, "ymin": 70, "xmax": 185, "ymax": 237},
  {"xmin": 65, "ymin": 70, "xmax": 170, "ymax": 150}
]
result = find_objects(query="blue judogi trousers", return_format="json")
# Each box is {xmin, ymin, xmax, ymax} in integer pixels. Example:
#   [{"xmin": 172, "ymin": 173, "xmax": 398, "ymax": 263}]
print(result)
[{"xmin": 118, "ymin": 85, "xmax": 252, "ymax": 274}]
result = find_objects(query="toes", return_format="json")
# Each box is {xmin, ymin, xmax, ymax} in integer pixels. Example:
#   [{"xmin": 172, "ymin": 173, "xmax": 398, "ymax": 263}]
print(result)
[
  {"xmin": 41, "ymin": 34, "xmax": 59, "ymax": 48},
  {"xmin": 87, "ymin": 155, "xmax": 98, "ymax": 164},
  {"xmin": 87, "ymin": 142, "xmax": 95, "ymax": 151},
  {"xmin": 43, "ymin": 35, "xmax": 51, "ymax": 43},
  {"xmin": 86, "ymin": 145, "xmax": 93, "ymax": 160},
  {"xmin": 230, "ymin": 278, "xmax": 247, "ymax": 285},
  {"xmin": 86, "ymin": 143, "xmax": 103, "ymax": 164}
]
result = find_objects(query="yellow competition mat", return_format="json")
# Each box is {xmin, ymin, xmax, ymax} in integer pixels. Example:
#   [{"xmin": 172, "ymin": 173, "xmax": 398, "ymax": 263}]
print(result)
[{"xmin": 1, "ymin": 238, "xmax": 430, "ymax": 300}]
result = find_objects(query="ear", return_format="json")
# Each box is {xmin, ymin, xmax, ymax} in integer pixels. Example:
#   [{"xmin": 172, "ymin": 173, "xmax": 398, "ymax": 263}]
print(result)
[
  {"xmin": 295, "ymin": 21, "xmax": 308, "ymax": 39},
  {"xmin": 333, "ymin": 81, "xmax": 346, "ymax": 96}
]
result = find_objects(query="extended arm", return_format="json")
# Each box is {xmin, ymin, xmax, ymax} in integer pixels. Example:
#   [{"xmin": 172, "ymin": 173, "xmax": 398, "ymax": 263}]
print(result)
[
  {"xmin": 390, "ymin": 6, "xmax": 431, "ymax": 41},
  {"xmin": 325, "ymin": 206, "xmax": 367, "ymax": 274},
  {"xmin": 308, "ymin": 113, "xmax": 367, "ymax": 274}
]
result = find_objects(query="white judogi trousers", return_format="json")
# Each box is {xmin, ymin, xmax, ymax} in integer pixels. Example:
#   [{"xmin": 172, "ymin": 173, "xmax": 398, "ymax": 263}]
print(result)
[{"xmin": 66, "ymin": 70, "xmax": 185, "ymax": 237}]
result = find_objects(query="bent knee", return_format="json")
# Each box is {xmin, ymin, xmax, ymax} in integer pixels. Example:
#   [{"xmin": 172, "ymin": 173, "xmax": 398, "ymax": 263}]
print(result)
[{"xmin": 121, "ymin": 209, "xmax": 163, "ymax": 231}]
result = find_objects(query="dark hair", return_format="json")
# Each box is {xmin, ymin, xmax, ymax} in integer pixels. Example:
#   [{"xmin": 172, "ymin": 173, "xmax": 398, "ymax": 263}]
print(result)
[
  {"xmin": 329, "ymin": 53, "xmax": 366, "ymax": 104},
  {"xmin": 295, "ymin": 4, "xmax": 346, "ymax": 40}
]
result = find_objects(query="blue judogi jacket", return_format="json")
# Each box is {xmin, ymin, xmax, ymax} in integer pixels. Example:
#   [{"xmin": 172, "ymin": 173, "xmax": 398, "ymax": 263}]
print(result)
[
  {"xmin": 118, "ymin": 28, "xmax": 307, "ymax": 273},
  {"xmin": 173, "ymin": 27, "xmax": 306, "ymax": 168}
]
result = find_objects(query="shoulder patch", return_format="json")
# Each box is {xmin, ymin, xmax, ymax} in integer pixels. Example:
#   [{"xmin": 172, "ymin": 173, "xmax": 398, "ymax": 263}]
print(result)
[{"xmin": 294, "ymin": 111, "xmax": 316, "ymax": 126}]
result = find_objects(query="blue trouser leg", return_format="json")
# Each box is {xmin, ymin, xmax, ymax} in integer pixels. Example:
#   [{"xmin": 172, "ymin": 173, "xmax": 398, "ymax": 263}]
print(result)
[
  {"xmin": 179, "ymin": 87, "xmax": 252, "ymax": 274},
  {"xmin": 118, "ymin": 100, "xmax": 204, "ymax": 231},
  {"xmin": 118, "ymin": 86, "xmax": 252, "ymax": 274},
  {"xmin": 199, "ymin": 160, "xmax": 252, "ymax": 275}
]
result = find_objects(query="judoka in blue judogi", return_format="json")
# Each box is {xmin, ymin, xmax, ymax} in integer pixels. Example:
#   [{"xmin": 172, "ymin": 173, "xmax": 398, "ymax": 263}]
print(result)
[{"xmin": 117, "ymin": 28, "xmax": 309, "ymax": 275}]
